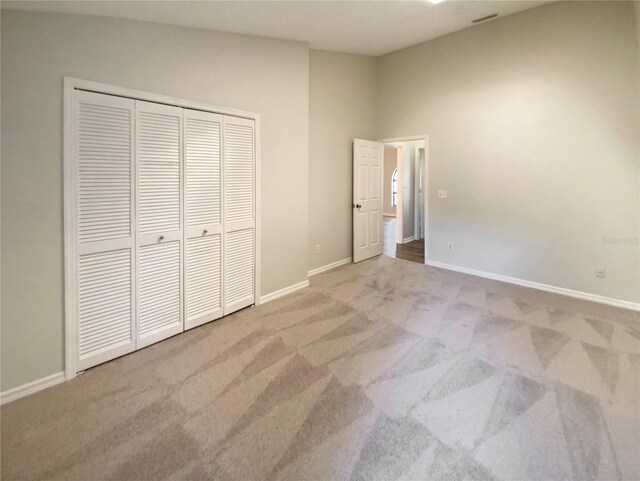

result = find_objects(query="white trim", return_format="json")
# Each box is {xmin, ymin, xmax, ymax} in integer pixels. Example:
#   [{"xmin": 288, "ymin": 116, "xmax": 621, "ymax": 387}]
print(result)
[
  {"xmin": 259, "ymin": 280, "xmax": 310, "ymax": 304},
  {"xmin": 65, "ymin": 77, "xmax": 257, "ymax": 120},
  {"xmin": 395, "ymin": 147, "xmax": 404, "ymax": 244},
  {"xmin": 64, "ymin": 77, "xmax": 262, "ymax": 379},
  {"xmin": 403, "ymin": 236, "xmax": 416, "ymax": 244},
  {"xmin": 414, "ymin": 144, "xmax": 425, "ymax": 241},
  {"xmin": 63, "ymin": 78, "xmax": 77, "ymax": 381},
  {"xmin": 1, "ymin": 372, "xmax": 66, "ymax": 406},
  {"xmin": 426, "ymin": 260, "xmax": 640, "ymax": 312},
  {"xmin": 308, "ymin": 257, "xmax": 353, "ymax": 277},
  {"xmin": 254, "ymin": 116, "xmax": 262, "ymax": 305}
]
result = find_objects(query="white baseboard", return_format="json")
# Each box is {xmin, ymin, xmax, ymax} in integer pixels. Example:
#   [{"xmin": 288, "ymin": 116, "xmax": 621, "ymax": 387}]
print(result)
[
  {"xmin": 259, "ymin": 280, "xmax": 310, "ymax": 305},
  {"xmin": 402, "ymin": 236, "xmax": 415, "ymax": 244},
  {"xmin": 426, "ymin": 260, "xmax": 640, "ymax": 312},
  {"xmin": 1, "ymin": 372, "xmax": 66, "ymax": 406},
  {"xmin": 308, "ymin": 257, "xmax": 352, "ymax": 277}
]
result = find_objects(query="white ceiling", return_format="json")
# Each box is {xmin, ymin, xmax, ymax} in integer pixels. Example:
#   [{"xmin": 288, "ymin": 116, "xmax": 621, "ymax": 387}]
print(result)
[{"xmin": 1, "ymin": 0, "xmax": 552, "ymax": 56}]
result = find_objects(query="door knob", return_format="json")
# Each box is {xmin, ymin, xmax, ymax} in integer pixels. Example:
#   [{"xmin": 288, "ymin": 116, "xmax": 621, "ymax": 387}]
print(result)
[
  {"xmin": 159, "ymin": 235, "xmax": 165, "ymax": 241},
  {"xmin": 203, "ymin": 229, "xmax": 208, "ymax": 234},
  {"xmin": 353, "ymin": 203, "xmax": 362, "ymax": 209}
]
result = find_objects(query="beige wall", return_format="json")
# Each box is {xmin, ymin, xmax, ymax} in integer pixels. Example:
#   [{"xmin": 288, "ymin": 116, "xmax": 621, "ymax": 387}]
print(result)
[
  {"xmin": 377, "ymin": 1, "xmax": 640, "ymax": 303},
  {"xmin": 1, "ymin": 10, "xmax": 309, "ymax": 391},
  {"xmin": 383, "ymin": 146, "xmax": 398, "ymax": 217},
  {"xmin": 308, "ymin": 50, "xmax": 377, "ymax": 271}
]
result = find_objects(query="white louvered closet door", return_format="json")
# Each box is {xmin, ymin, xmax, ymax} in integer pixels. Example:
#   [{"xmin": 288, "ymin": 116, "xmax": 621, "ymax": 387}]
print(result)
[
  {"xmin": 73, "ymin": 91, "xmax": 136, "ymax": 371},
  {"xmin": 135, "ymin": 101, "xmax": 184, "ymax": 348},
  {"xmin": 184, "ymin": 109, "xmax": 224, "ymax": 330},
  {"xmin": 223, "ymin": 116, "xmax": 256, "ymax": 315}
]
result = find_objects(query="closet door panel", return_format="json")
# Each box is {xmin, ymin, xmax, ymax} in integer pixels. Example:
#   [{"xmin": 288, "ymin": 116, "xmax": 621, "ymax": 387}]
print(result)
[
  {"xmin": 137, "ymin": 103, "xmax": 181, "ymax": 237},
  {"xmin": 74, "ymin": 91, "xmax": 136, "ymax": 371},
  {"xmin": 223, "ymin": 116, "xmax": 255, "ymax": 315},
  {"xmin": 184, "ymin": 110, "xmax": 224, "ymax": 329},
  {"xmin": 225, "ymin": 229, "xmax": 254, "ymax": 307},
  {"xmin": 137, "ymin": 241, "xmax": 182, "ymax": 347},
  {"xmin": 136, "ymin": 101, "xmax": 183, "ymax": 347},
  {"xmin": 77, "ymin": 249, "xmax": 134, "ymax": 370},
  {"xmin": 186, "ymin": 234, "xmax": 222, "ymax": 328}
]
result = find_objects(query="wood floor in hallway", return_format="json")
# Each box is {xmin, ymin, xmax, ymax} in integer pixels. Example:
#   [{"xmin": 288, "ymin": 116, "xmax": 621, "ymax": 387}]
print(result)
[{"xmin": 383, "ymin": 216, "xmax": 425, "ymax": 264}]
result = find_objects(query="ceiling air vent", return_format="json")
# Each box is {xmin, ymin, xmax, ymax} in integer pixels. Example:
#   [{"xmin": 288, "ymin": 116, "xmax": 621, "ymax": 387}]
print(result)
[{"xmin": 472, "ymin": 14, "xmax": 498, "ymax": 24}]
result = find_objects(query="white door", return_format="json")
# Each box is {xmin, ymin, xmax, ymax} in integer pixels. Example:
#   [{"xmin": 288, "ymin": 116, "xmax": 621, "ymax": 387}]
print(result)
[
  {"xmin": 184, "ymin": 109, "xmax": 224, "ymax": 330},
  {"xmin": 353, "ymin": 139, "xmax": 384, "ymax": 263},
  {"xmin": 135, "ymin": 101, "xmax": 184, "ymax": 348},
  {"xmin": 223, "ymin": 116, "xmax": 255, "ymax": 315},
  {"xmin": 73, "ymin": 91, "xmax": 136, "ymax": 371}
]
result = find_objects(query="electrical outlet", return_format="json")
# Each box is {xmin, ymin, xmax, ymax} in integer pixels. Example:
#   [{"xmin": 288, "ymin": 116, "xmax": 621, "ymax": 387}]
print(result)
[
  {"xmin": 595, "ymin": 267, "xmax": 606, "ymax": 278},
  {"xmin": 315, "ymin": 244, "xmax": 320, "ymax": 255},
  {"xmin": 448, "ymin": 242, "xmax": 454, "ymax": 251},
  {"xmin": 438, "ymin": 190, "xmax": 448, "ymax": 199}
]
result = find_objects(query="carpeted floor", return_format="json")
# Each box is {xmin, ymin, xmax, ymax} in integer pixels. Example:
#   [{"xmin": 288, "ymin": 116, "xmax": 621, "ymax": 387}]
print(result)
[{"xmin": 2, "ymin": 256, "xmax": 639, "ymax": 481}]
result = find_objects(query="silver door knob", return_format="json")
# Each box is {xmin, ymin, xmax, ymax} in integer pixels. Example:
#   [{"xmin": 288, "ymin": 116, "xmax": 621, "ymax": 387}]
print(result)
[
  {"xmin": 159, "ymin": 235, "xmax": 165, "ymax": 241},
  {"xmin": 203, "ymin": 229, "xmax": 208, "ymax": 234}
]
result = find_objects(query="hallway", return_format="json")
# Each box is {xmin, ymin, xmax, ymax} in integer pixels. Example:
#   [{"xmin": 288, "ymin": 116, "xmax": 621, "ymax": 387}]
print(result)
[{"xmin": 383, "ymin": 217, "xmax": 425, "ymax": 264}]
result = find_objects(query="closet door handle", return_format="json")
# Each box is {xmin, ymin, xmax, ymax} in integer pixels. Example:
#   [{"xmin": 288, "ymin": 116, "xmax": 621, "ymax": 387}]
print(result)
[
  {"xmin": 159, "ymin": 235, "xmax": 165, "ymax": 241},
  {"xmin": 203, "ymin": 229, "xmax": 209, "ymax": 235}
]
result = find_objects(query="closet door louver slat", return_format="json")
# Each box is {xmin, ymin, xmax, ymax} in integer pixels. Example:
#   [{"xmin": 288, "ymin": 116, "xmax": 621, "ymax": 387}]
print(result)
[{"xmin": 74, "ymin": 91, "xmax": 136, "ymax": 370}]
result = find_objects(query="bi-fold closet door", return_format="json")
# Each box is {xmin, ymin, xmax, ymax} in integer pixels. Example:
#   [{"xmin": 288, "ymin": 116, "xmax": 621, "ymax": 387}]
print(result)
[
  {"xmin": 135, "ymin": 101, "xmax": 184, "ymax": 348},
  {"xmin": 184, "ymin": 109, "xmax": 224, "ymax": 330},
  {"xmin": 72, "ymin": 90, "xmax": 255, "ymax": 372}
]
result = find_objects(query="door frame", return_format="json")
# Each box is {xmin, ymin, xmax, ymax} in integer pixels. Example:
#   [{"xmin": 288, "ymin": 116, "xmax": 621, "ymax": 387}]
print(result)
[
  {"xmin": 414, "ymin": 145, "xmax": 425, "ymax": 241},
  {"xmin": 378, "ymin": 135, "xmax": 430, "ymax": 263},
  {"xmin": 395, "ymin": 147, "xmax": 404, "ymax": 245},
  {"xmin": 63, "ymin": 77, "xmax": 261, "ymax": 381}
]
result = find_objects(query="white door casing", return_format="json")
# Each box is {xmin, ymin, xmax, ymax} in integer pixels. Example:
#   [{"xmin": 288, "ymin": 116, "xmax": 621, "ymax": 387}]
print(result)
[
  {"xmin": 135, "ymin": 100, "xmax": 184, "ymax": 348},
  {"xmin": 414, "ymin": 145, "xmax": 425, "ymax": 240},
  {"xmin": 395, "ymin": 146, "xmax": 404, "ymax": 245},
  {"xmin": 184, "ymin": 109, "xmax": 224, "ymax": 330},
  {"xmin": 353, "ymin": 139, "xmax": 384, "ymax": 263}
]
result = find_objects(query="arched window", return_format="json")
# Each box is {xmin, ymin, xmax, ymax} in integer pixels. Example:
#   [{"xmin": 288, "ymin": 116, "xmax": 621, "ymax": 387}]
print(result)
[{"xmin": 391, "ymin": 168, "xmax": 398, "ymax": 207}]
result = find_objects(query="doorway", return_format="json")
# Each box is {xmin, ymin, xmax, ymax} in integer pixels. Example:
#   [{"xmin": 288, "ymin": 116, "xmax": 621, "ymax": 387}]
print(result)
[{"xmin": 380, "ymin": 136, "xmax": 428, "ymax": 265}]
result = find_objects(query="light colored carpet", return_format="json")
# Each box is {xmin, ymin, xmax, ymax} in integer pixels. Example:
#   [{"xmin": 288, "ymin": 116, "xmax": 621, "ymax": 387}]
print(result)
[{"xmin": 2, "ymin": 256, "xmax": 639, "ymax": 481}]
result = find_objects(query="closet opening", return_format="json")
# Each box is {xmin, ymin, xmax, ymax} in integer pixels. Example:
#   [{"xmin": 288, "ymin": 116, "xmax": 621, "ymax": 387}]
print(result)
[{"xmin": 63, "ymin": 77, "xmax": 260, "ymax": 380}]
